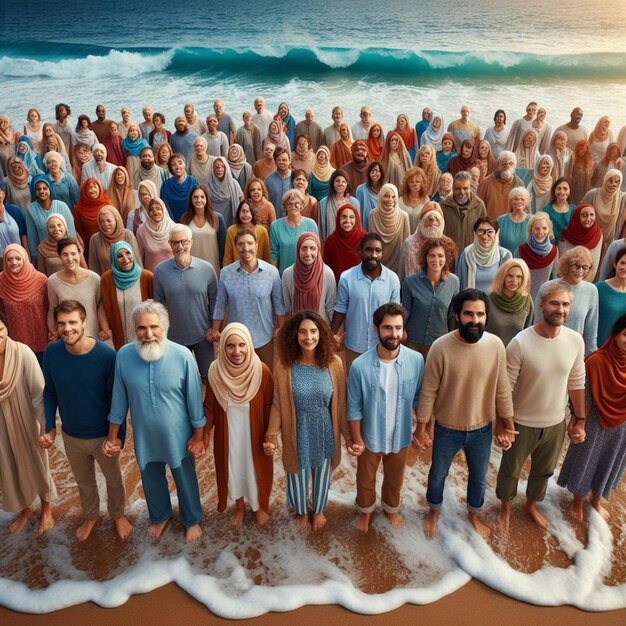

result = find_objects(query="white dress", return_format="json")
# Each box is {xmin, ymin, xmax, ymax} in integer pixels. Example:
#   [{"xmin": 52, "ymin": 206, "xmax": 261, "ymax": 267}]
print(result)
[{"xmin": 226, "ymin": 400, "xmax": 259, "ymax": 510}]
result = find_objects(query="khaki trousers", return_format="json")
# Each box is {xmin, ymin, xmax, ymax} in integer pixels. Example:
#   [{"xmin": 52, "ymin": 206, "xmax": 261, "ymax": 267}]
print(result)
[
  {"xmin": 62, "ymin": 432, "xmax": 126, "ymax": 520},
  {"xmin": 355, "ymin": 446, "xmax": 409, "ymax": 514}
]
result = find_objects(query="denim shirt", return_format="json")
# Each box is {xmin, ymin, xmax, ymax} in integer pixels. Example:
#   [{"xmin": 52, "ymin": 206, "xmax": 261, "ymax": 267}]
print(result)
[{"xmin": 347, "ymin": 345, "xmax": 424, "ymax": 453}]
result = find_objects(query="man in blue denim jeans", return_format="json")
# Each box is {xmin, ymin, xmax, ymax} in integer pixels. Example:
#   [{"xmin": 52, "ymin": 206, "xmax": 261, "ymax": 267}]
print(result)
[{"xmin": 413, "ymin": 289, "xmax": 515, "ymax": 539}]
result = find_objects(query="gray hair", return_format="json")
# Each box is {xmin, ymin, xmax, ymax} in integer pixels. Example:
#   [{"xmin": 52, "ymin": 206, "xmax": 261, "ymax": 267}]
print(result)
[
  {"xmin": 453, "ymin": 171, "xmax": 472, "ymax": 183},
  {"xmin": 131, "ymin": 300, "xmax": 170, "ymax": 335},
  {"xmin": 537, "ymin": 280, "xmax": 573, "ymax": 305},
  {"xmin": 508, "ymin": 186, "xmax": 530, "ymax": 206},
  {"xmin": 499, "ymin": 150, "xmax": 517, "ymax": 166},
  {"xmin": 282, "ymin": 188, "xmax": 304, "ymax": 209},
  {"xmin": 170, "ymin": 223, "xmax": 193, "ymax": 240}
]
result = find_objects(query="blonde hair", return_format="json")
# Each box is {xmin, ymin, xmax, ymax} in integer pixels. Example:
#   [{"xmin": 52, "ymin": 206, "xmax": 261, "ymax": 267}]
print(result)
[
  {"xmin": 508, "ymin": 186, "xmax": 530, "ymax": 210},
  {"xmin": 557, "ymin": 246, "xmax": 593, "ymax": 278},
  {"xmin": 490, "ymin": 259, "xmax": 532, "ymax": 297},
  {"xmin": 527, "ymin": 211, "xmax": 554, "ymax": 240}
]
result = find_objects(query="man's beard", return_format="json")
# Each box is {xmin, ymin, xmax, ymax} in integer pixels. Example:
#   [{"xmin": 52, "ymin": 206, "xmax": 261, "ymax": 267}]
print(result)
[
  {"xmin": 136, "ymin": 338, "xmax": 166, "ymax": 361},
  {"xmin": 419, "ymin": 224, "xmax": 444, "ymax": 238},
  {"xmin": 458, "ymin": 321, "xmax": 485, "ymax": 343},
  {"xmin": 500, "ymin": 167, "xmax": 514, "ymax": 180}
]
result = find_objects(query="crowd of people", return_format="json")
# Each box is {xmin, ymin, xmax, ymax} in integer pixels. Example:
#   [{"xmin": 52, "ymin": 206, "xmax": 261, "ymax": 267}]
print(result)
[{"xmin": 0, "ymin": 97, "xmax": 625, "ymax": 545}]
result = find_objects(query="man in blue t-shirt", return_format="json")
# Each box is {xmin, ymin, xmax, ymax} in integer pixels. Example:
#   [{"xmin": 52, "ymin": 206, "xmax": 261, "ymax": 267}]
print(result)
[{"xmin": 40, "ymin": 300, "xmax": 131, "ymax": 542}]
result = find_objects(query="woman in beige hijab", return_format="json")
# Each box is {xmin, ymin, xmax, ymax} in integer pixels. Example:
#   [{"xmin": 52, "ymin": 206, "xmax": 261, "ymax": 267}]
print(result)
[{"xmin": 367, "ymin": 183, "xmax": 410, "ymax": 274}]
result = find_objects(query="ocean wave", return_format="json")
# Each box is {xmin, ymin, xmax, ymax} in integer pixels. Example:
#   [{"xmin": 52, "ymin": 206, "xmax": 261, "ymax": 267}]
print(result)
[{"xmin": 1, "ymin": 44, "xmax": 626, "ymax": 80}]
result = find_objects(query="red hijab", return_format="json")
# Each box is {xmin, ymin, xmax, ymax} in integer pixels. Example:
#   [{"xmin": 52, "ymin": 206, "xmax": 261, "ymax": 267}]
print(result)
[
  {"xmin": 74, "ymin": 178, "xmax": 112, "ymax": 253},
  {"xmin": 0, "ymin": 244, "xmax": 47, "ymax": 302},
  {"xmin": 293, "ymin": 232, "xmax": 325, "ymax": 313},
  {"xmin": 323, "ymin": 204, "xmax": 367, "ymax": 281},
  {"xmin": 559, "ymin": 204, "xmax": 602, "ymax": 249},
  {"xmin": 585, "ymin": 324, "xmax": 626, "ymax": 429},
  {"xmin": 367, "ymin": 123, "xmax": 384, "ymax": 160}
]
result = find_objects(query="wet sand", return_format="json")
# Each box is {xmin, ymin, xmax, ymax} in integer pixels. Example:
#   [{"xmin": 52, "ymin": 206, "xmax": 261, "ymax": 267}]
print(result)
[{"xmin": 1, "ymin": 427, "xmax": 625, "ymax": 620}]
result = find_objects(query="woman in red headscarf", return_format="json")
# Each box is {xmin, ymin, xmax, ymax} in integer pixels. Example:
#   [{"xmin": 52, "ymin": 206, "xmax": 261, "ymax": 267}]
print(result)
[
  {"xmin": 323, "ymin": 204, "xmax": 367, "ymax": 282},
  {"xmin": 0, "ymin": 244, "xmax": 48, "ymax": 359},
  {"xmin": 73, "ymin": 178, "xmax": 112, "ymax": 259},
  {"xmin": 281, "ymin": 232, "xmax": 336, "ymax": 321},
  {"xmin": 558, "ymin": 313, "xmax": 626, "ymax": 523},
  {"xmin": 367, "ymin": 123, "xmax": 384, "ymax": 160}
]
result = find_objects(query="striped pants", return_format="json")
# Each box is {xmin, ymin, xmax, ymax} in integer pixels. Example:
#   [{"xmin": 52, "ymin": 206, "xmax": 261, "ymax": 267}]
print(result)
[{"xmin": 286, "ymin": 459, "xmax": 332, "ymax": 515}]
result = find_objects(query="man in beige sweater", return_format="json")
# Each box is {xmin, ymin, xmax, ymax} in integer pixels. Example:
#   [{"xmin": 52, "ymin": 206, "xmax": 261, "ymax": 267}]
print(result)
[
  {"xmin": 413, "ymin": 289, "xmax": 515, "ymax": 539},
  {"xmin": 496, "ymin": 281, "xmax": 586, "ymax": 531}
]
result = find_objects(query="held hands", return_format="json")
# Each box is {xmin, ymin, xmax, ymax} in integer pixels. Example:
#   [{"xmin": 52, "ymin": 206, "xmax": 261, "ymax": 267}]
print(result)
[
  {"xmin": 187, "ymin": 437, "xmax": 206, "ymax": 459},
  {"xmin": 206, "ymin": 328, "xmax": 220, "ymax": 343},
  {"xmin": 567, "ymin": 418, "xmax": 586, "ymax": 444},
  {"xmin": 411, "ymin": 430, "xmax": 432, "ymax": 450},
  {"xmin": 48, "ymin": 331, "xmax": 59, "ymax": 342},
  {"xmin": 102, "ymin": 437, "xmax": 122, "ymax": 458},
  {"xmin": 39, "ymin": 428, "xmax": 56, "ymax": 449},
  {"xmin": 98, "ymin": 329, "xmax": 113, "ymax": 341},
  {"xmin": 332, "ymin": 331, "xmax": 345, "ymax": 351},
  {"xmin": 263, "ymin": 438, "xmax": 278, "ymax": 456},
  {"xmin": 346, "ymin": 438, "xmax": 364, "ymax": 456},
  {"xmin": 493, "ymin": 420, "xmax": 519, "ymax": 451}
]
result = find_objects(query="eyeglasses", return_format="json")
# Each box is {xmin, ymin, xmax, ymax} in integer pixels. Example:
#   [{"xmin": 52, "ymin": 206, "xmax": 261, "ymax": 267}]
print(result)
[
  {"xmin": 476, "ymin": 229, "xmax": 496, "ymax": 236},
  {"xmin": 170, "ymin": 239, "xmax": 191, "ymax": 247},
  {"xmin": 571, "ymin": 264, "xmax": 591, "ymax": 272}
]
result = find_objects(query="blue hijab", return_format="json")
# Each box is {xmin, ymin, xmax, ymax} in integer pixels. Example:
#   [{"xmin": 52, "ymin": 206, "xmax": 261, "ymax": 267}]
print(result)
[
  {"xmin": 29, "ymin": 173, "xmax": 58, "ymax": 201},
  {"xmin": 110, "ymin": 240, "xmax": 142, "ymax": 290},
  {"xmin": 17, "ymin": 135, "xmax": 44, "ymax": 175},
  {"xmin": 122, "ymin": 134, "xmax": 149, "ymax": 157}
]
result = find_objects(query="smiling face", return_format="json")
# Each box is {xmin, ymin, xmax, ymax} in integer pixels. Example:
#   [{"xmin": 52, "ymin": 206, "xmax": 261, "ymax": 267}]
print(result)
[
  {"xmin": 148, "ymin": 201, "xmax": 164, "ymax": 223},
  {"xmin": 316, "ymin": 149, "xmax": 328, "ymax": 165},
  {"xmin": 116, "ymin": 247, "xmax": 134, "ymax": 272},
  {"xmin": 292, "ymin": 173, "xmax": 308, "ymax": 191},
  {"xmin": 60, "ymin": 244, "xmax": 80, "ymax": 271},
  {"xmin": 298, "ymin": 238, "xmax": 318, "ymax": 266},
  {"xmin": 381, "ymin": 189, "xmax": 396, "ymax": 210},
  {"xmin": 339, "ymin": 208, "xmax": 356, "ymax": 232},
  {"xmin": 56, "ymin": 310, "xmax": 86, "ymax": 346},
  {"xmin": 225, "ymin": 333, "xmax": 248, "ymax": 366},
  {"xmin": 369, "ymin": 164, "xmax": 382, "ymax": 183},
  {"xmin": 580, "ymin": 206, "xmax": 596, "ymax": 228},
  {"xmin": 191, "ymin": 187, "xmax": 207, "ymax": 213},
  {"xmin": 114, "ymin": 168, "xmax": 126, "ymax": 185},
  {"xmin": 128, "ymin": 126, "xmax": 140, "ymax": 141},
  {"xmin": 538, "ymin": 158, "xmax": 552, "ymax": 176},
  {"xmin": 605, "ymin": 174, "xmax": 621, "ymax": 194},
  {"xmin": 47, "ymin": 217, "xmax": 66, "ymax": 240},
  {"xmin": 35, "ymin": 181, "xmax": 50, "ymax": 203},
  {"xmin": 554, "ymin": 181, "xmax": 570, "ymax": 202},
  {"xmin": 98, "ymin": 211, "xmax": 116, "ymax": 236},
  {"xmin": 86, "ymin": 181, "xmax": 100, "ymax": 199},
  {"xmin": 213, "ymin": 159, "xmax": 225, "ymax": 179},
  {"xmin": 540, "ymin": 289, "xmax": 571, "ymax": 327},
  {"xmin": 614, "ymin": 255, "xmax": 626, "ymax": 280},
  {"xmin": 170, "ymin": 156, "xmax": 185, "ymax": 178},
  {"xmin": 375, "ymin": 313, "xmax": 404, "ymax": 352},
  {"xmin": 5, "ymin": 250, "xmax": 24, "ymax": 274},
  {"xmin": 238, "ymin": 203, "xmax": 253, "ymax": 224},
  {"xmin": 333, "ymin": 175, "xmax": 348, "ymax": 197},
  {"xmin": 426, "ymin": 246, "xmax": 446, "ymax": 274},
  {"xmin": 476, "ymin": 223, "xmax": 496, "ymax": 248},
  {"xmin": 297, "ymin": 318, "xmax": 320, "ymax": 355},
  {"xmin": 248, "ymin": 181, "xmax": 263, "ymax": 203},
  {"xmin": 236, "ymin": 233, "xmax": 257, "ymax": 264}
]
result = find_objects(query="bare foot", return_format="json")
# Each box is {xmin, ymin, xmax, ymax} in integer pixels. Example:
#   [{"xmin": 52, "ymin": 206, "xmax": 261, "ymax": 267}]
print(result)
[
  {"xmin": 590, "ymin": 498, "xmax": 610, "ymax": 522},
  {"xmin": 498, "ymin": 500, "xmax": 511, "ymax": 532},
  {"xmin": 525, "ymin": 500, "xmax": 549, "ymax": 529},
  {"xmin": 295, "ymin": 514, "xmax": 308, "ymax": 531},
  {"xmin": 9, "ymin": 508, "xmax": 33, "ymax": 534},
  {"xmin": 468, "ymin": 512, "xmax": 491, "ymax": 538},
  {"xmin": 147, "ymin": 519, "xmax": 169, "ymax": 540},
  {"xmin": 76, "ymin": 519, "xmax": 98, "ymax": 542},
  {"xmin": 230, "ymin": 499, "xmax": 245, "ymax": 528},
  {"xmin": 38, "ymin": 505, "xmax": 55, "ymax": 535},
  {"xmin": 311, "ymin": 512, "xmax": 327, "ymax": 531},
  {"xmin": 184, "ymin": 524, "xmax": 202, "ymax": 543},
  {"xmin": 423, "ymin": 509, "xmax": 439, "ymax": 538},
  {"xmin": 384, "ymin": 511, "xmax": 404, "ymax": 529},
  {"xmin": 114, "ymin": 515, "xmax": 133, "ymax": 541},
  {"xmin": 255, "ymin": 509, "xmax": 269, "ymax": 527},
  {"xmin": 356, "ymin": 512, "xmax": 371, "ymax": 533},
  {"xmin": 569, "ymin": 495, "xmax": 585, "ymax": 523}
]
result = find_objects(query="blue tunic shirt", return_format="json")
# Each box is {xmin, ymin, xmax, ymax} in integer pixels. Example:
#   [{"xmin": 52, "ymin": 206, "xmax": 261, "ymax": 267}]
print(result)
[{"xmin": 108, "ymin": 341, "xmax": 206, "ymax": 470}]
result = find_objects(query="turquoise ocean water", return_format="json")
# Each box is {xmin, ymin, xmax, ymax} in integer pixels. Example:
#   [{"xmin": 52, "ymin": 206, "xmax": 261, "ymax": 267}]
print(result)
[{"xmin": 1, "ymin": 0, "xmax": 626, "ymax": 133}]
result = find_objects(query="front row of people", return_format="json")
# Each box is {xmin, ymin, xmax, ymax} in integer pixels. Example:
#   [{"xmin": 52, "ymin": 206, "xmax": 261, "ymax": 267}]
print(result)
[{"xmin": 1, "ymin": 286, "xmax": 625, "ymax": 546}]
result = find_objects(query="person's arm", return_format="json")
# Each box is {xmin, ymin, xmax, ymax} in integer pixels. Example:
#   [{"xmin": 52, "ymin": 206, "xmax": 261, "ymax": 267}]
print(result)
[
  {"xmin": 102, "ymin": 358, "xmax": 128, "ymax": 457},
  {"xmin": 346, "ymin": 363, "xmax": 365, "ymax": 455},
  {"xmin": 46, "ymin": 280, "xmax": 59, "ymax": 340},
  {"xmin": 39, "ymin": 350, "xmax": 58, "ymax": 448},
  {"xmin": 208, "ymin": 277, "xmax": 227, "ymax": 341},
  {"xmin": 25, "ymin": 209, "xmax": 40, "ymax": 260},
  {"xmin": 567, "ymin": 388, "xmax": 587, "ymax": 443},
  {"xmin": 96, "ymin": 279, "xmax": 112, "ymax": 339}
]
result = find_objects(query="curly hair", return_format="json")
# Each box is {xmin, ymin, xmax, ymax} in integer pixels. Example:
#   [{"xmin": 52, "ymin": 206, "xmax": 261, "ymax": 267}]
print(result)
[
  {"xmin": 276, "ymin": 311, "xmax": 335, "ymax": 368},
  {"xmin": 417, "ymin": 237, "xmax": 457, "ymax": 277},
  {"xmin": 399, "ymin": 167, "xmax": 429, "ymax": 200},
  {"xmin": 556, "ymin": 246, "xmax": 593, "ymax": 278}
]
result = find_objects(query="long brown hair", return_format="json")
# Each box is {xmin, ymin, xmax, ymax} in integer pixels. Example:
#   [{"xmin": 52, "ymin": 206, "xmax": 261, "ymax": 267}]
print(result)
[{"xmin": 277, "ymin": 311, "xmax": 335, "ymax": 368}]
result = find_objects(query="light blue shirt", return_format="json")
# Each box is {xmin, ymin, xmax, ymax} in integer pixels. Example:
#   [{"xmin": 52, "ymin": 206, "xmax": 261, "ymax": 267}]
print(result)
[
  {"xmin": 108, "ymin": 341, "xmax": 205, "ymax": 470},
  {"xmin": 25, "ymin": 199, "xmax": 76, "ymax": 259},
  {"xmin": 334, "ymin": 264, "xmax": 401, "ymax": 353},
  {"xmin": 264, "ymin": 172, "xmax": 292, "ymax": 218},
  {"xmin": 213, "ymin": 259, "xmax": 286, "ymax": 348},
  {"xmin": 270, "ymin": 217, "xmax": 318, "ymax": 275},
  {"xmin": 348, "ymin": 345, "xmax": 424, "ymax": 454}
]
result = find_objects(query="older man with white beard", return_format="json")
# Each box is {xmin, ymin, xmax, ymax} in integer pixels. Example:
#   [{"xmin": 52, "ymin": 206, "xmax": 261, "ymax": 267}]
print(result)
[
  {"xmin": 477, "ymin": 151, "xmax": 525, "ymax": 219},
  {"xmin": 103, "ymin": 300, "xmax": 206, "ymax": 543}
]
